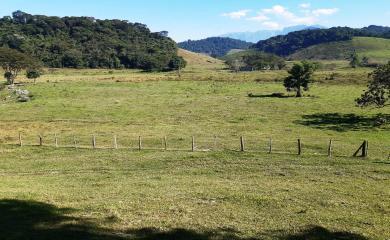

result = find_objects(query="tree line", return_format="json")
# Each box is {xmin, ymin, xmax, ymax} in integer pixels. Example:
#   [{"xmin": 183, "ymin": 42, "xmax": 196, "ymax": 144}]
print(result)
[
  {"xmin": 253, "ymin": 26, "xmax": 390, "ymax": 56},
  {"xmin": 178, "ymin": 37, "xmax": 252, "ymax": 58},
  {"xmin": 0, "ymin": 11, "xmax": 185, "ymax": 71}
]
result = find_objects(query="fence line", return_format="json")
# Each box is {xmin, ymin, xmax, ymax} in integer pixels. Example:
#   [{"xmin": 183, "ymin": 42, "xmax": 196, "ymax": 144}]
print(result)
[{"xmin": 2, "ymin": 132, "xmax": 389, "ymax": 159}]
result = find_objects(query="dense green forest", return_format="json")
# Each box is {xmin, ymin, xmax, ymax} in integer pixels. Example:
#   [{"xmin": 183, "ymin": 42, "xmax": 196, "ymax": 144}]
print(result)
[
  {"xmin": 223, "ymin": 50, "xmax": 285, "ymax": 71},
  {"xmin": 178, "ymin": 37, "xmax": 252, "ymax": 57},
  {"xmin": 253, "ymin": 26, "xmax": 390, "ymax": 56},
  {"xmin": 0, "ymin": 11, "xmax": 183, "ymax": 71}
]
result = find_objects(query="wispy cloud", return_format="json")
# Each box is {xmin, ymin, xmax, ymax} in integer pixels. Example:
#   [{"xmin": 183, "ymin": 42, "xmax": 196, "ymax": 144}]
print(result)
[
  {"xmin": 312, "ymin": 8, "xmax": 339, "ymax": 16},
  {"xmin": 221, "ymin": 9, "xmax": 251, "ymax": 19},
  {"xmin": 247, "ymin": 14, "xmax": 269, "ymax": 22},
  {"xmin": 262, "ymin": 21, "xmax": 281, "ymax": 29},
  {"xmin": 299, "ymin": 3, "xmax": 311, "ymax": 9},
  {"xmin": 221, "ymin": 4, "xmax": 339, "ymax": 29}
]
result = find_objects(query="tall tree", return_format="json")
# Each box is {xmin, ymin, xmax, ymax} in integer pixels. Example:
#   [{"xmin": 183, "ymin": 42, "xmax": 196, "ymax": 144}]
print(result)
[
  {"xmin": 0, "ymin": 48, "xmax": 39, "ymax": 85},
  {"xmin": 284, "ymin": 61, "xmax": 316, "ymax": 97},
  {"xmin": 356, "ymin": 62, "xmax": 390, "ymax": 107}
]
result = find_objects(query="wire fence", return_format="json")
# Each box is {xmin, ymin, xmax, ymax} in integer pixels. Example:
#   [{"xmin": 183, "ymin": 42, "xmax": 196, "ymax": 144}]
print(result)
[{"xmin": 2, "ymin": 132, "xmax": 389, "ymax": 160}]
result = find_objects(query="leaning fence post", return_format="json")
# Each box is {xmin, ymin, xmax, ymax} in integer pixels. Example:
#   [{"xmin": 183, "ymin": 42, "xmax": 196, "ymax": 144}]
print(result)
[
  {"xmin": 92, "ymin": 135, "xmax": 96, "ymax": 149},
  {"xmin": 113, "ymin": 135, "xmax": 118, "ymax": 149},
  {"xmin": 19, "ymin": 132, "xmax": 23, "ymax": 147},
  {"xmin": 328, "ymin": 139, "xmax": 333, "ymax": 157},
  {"xmin": 268, "ymin": 138, "xmax": 273, "ymax": 154},
  {"xmin": 192, "ymin": 136, "xmax": 195, "ymax": 152},
  {"xmin": 297, "ymin": 138, "xmax": 302, "ymax": 155},
  {"xmin": 55, "ymin": 134, "xmax": 58, "ymax": 148},
  {"xmin": 39, "ymin": 135, "xmax": 43, "ymax": 146},
  {"xmin": 138, "ymin": 136, "xmax": 142, "ymax": 151},
  {"xmin": 240, "ymin": 136, "xmax": 245, "ymax": 152}
]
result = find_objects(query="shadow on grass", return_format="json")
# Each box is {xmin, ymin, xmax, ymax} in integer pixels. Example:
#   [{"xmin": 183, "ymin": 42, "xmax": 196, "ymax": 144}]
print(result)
[
  {"xmin": 248, "ymin": 93, "xmax": 291, "ymax": 98},
  {"xmin": 0, "ymin": 199, "xmax": 369, "ymax": 240},
  {"xmin": 296, "ymin": 113, "xmax": 389, "ymax": 132}
]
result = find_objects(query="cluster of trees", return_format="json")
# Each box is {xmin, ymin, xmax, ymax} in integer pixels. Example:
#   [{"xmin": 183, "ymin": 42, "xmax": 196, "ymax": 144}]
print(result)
[
  {"xmin": 253, "ymin": 26, "xmax": 390, "ymax": 56},
  {"xmin": 284, "ymin": 59, "xmax": 389, "ymax": 108},
  {"xmin": 178, "ymin": 37, "xmax": 252, "ymax": 58},
  {"xmin": 0, "ymin": 11, "xmax": 184, "ymax": 71},
  {"xmin": 226, "ymin": 51, "xmax": 285, "ymax": 72},
  {"xmin": 0, "ymin": 47, "xmax": 41, "ymax": 85},
  {"xmin": 349, "ymin": 52, "xmax": 379, "ymax": 68}
]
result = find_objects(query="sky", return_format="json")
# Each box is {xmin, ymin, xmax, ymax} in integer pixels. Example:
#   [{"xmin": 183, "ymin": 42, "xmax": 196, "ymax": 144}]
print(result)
[{"xmin": 0, "ymin": 0, "xmax": 389, "ymax": 42}]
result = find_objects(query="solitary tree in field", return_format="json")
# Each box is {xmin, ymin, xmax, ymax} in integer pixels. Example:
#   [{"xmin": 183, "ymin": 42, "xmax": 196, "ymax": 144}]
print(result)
[
  {"xmin": 0, "ymin": 48, "xmax": 39, "ymax": 85},
  {"xmin": 350, "ymin": 52, "xmax": 360, "ymax": 68},
  {"xmin": 356, "ymin": 62, "xmax": 390, "ymax": 107},
  {"xmin": 26, "ymin": 69, "xmax": 42, "ymax": 83},
  {"xmin": 284, "ymin": 61, "xmax": 316, "ymax": 97},
  {"xmin": 169, "ymin": 56, "xmax": 187, "ymax": 78}
]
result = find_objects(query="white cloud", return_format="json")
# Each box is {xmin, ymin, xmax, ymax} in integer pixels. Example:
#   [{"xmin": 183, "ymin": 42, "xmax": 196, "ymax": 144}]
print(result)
[
  {"xmin": 247, "ymin": 14, "xmax": 269, "ymax": 22},
  {"xmin": 299, "ymin": 3, "xmax": 311, "ymax": 9},
  {"xmin": 312, "ymin": 8, "xmax": 339, "ymax": 16},
  {"xmin": 221, "ymin": 4, "xmax": 339, "ymax": 30},
  {"xmin": 262, "ymin": 21, "xmax": 281, "ymax": 29},
  {"xmin": 260, "ymin": 5, "xmax": 316, "ymax": 25},
  {"xmin": 221, "ymin": 9, "xmax": 251, "ymax": 19}
]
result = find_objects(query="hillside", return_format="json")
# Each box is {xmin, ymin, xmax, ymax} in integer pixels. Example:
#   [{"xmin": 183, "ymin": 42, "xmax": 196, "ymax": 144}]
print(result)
[
  {"xmin": 253, "ymin": 26, "xmax": 390, "ymax": 56},
  {"xmin": 178, "ymin": 37, "xmax": 252, "ymax": 57},
  {"xmin": 290, "ymin": 37, "xmax": 390, "ymax": 63},
  {"xmin": 0, "ymin": 11, "xmax": 181, "ymax": 71},
  {"xmin": 177, "ymin": 48, "xmax": 225, "ymax": 70}
]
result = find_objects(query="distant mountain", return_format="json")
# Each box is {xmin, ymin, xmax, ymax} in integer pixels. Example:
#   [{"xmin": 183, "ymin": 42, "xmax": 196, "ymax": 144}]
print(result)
[
  {"xmin": 178, "ymin": 37, "xmax": 252, "ymax": 57},
  {"xmin": 252, "ymin": 26, "xmax": 390, "ymax": 56},
  {"xmin": 220, "ymin": 25, "xmax": 324, "ymax": 43}
]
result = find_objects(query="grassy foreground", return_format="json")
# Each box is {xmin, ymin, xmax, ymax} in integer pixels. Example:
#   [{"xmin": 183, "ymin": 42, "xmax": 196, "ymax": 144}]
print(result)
[
  {"xmin": 0, "ymin": 52, "xmax": 389, "ymax": 239},
  {"xmin": 0, "ymin": 146, "xmax": 389, "ymax": 239}
]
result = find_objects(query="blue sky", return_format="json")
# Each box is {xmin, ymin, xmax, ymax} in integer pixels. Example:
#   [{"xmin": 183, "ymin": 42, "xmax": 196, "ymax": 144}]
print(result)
[{"xmin": 0, "ymin": 0, "xmax": 389, "ymax": 41}]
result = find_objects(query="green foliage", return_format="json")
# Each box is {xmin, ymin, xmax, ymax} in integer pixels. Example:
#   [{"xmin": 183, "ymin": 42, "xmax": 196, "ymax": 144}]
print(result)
[
  {"xmin": 0, "ymin": 11, "xmax": 180, "ymax": 71},
  {"xmin": 178, "ymin": 37, "xmax": 252, "ymax": 58},
  {"xmin": 284, "ymin": 61, "xmax": 317, "ymax": 97},
  {"xmin": 168, "ymin": 56, "xmax": 187, "ymax": 70},
  {"xmin": 253, "ymin": 26, "xmax": 390, "ymax": 56},
  {"xmin": 350, "ymin": 52, "xmax": 361, "ymax": 68},
  {"xmin": 26, "ymin": 69, "xmax": 42, "ymax": 83},
  {"xmin": 0, "ymin": 47, "xmax": 40, "ymax": 84},
  {"xmin": 357, "ymin": 62, "xmax": 390, "ymax": 107},
  {"xmin": 224, "ymin": 50, "xmax": 285, "ymax": 71}
]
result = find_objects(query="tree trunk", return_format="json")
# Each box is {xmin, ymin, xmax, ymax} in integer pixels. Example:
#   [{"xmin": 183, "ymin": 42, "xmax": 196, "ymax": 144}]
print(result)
[{"xmin": 296, "ymin": 87, "xmax": 303, "ymax": 97}]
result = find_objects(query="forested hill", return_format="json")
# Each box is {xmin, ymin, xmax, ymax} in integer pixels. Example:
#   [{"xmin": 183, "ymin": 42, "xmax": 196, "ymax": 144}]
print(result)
[
  {"xmin": 0, "ymin": 11, "xmax": 182, "ymax": 71},
  {"xmin": 178, "ymin": 37, "xmax": 252, "ymax": 57},
  {"xmin": 253, "ymin": 26, "xmax": 390, "ymax": 56}
]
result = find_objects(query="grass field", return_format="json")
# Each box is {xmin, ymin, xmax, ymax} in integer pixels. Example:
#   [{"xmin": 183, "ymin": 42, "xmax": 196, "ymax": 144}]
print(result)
[
  {"xmin": 290, "ymin": 37, "xmax": 390, "ymax": 64},
  {"xmin": 0, "ymin": 51, "xmax": 389, "ymax": 239}
]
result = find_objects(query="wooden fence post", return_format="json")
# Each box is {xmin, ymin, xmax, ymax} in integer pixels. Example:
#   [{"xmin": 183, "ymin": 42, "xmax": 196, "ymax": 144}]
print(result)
[
  {"xmin": 113, "ymin": 135, "xmax": 118, "ymax": 149},
  {"xmin": 138, "ymin": 136, "xmax": 142, "ymax": 151},
  {"xmin": 240, "ymin": 136, "xmax": 245, "ymax": 152},
  {"xmin": 297, "ymin": 138, "xmax": 302, "ymax": 155},
  {"xmin": 192, "ymin": 136, "xmax": 195, "ymax": 152},
  {"xmin": 55, "ymin": 134, "xmax": 58, "ymax": 148},
  {"xmin": 73, "ymin": 136, "xmax": 77, "ymax": 148},
  {"xmin": 328, "ymin": 139, "xmax": 333, "ymax": 157},
  {"xmin": 213, "ymin": 135, "xmax": 217, "ymax": 151},
  {"xmin": 353, "ymin": 140, "xmax": 368, "ymax": 158},
  {"xmin": 268, "ymin": 138, "xmax": 272, "ymax": 154},
  {"xmin": 19, "ymin": 132, "xmax": 22, "ymax": 147},
  {"xmin": 362, "ymin": 140, "xmax": 368, "ymax": 158},
  {"xmin": 39, "ymin": 135, "xmax": 43, "ymax": 146},
  {"xmin": 163, "ymin": 136, "xmax": 167, "ymax": 150},
  {"xmin": 92, "ymin": 135, "xmax": 96, "ymax": 149}
]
